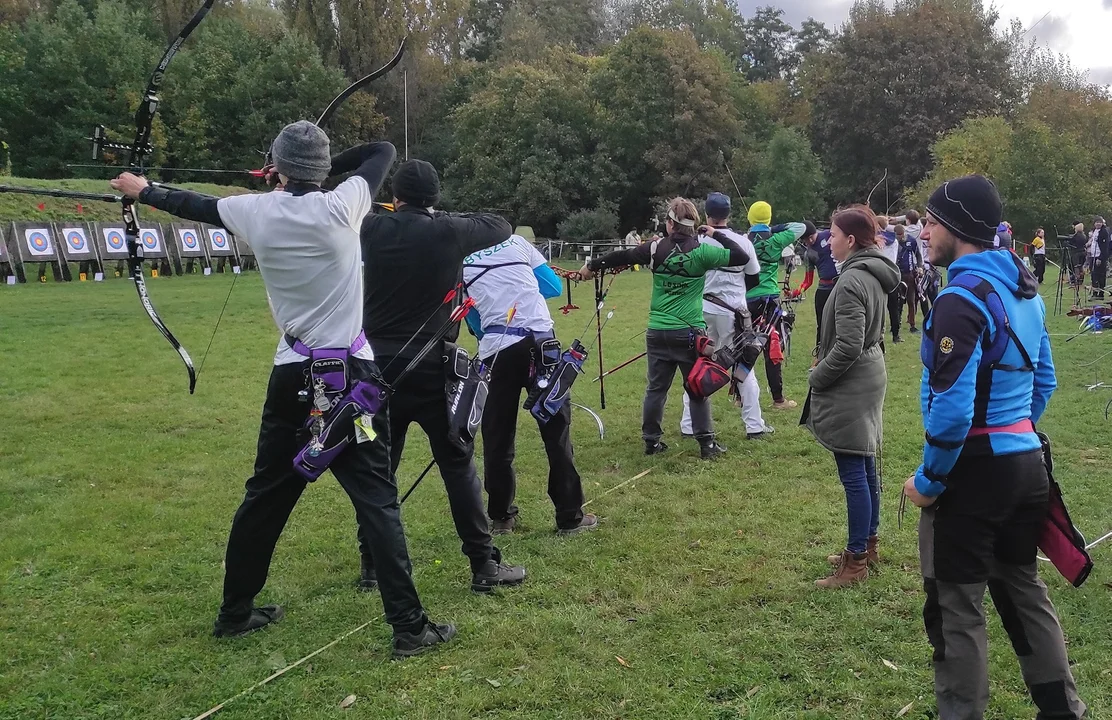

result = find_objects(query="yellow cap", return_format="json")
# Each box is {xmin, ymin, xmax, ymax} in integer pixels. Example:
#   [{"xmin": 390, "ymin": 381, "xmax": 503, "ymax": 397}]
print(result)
[{"xmin": 748, "ymin": 201, "xmax": 772, "ymax": 226}]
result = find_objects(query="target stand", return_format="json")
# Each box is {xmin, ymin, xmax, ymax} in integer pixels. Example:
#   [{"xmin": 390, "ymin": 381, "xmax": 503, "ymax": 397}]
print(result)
[
  {"xmin": 54, "ymin": 222, "xmax": 102, "ymax": 281},
  {"xmin": 204, "ymin": 225, "xmax": 240, "ymax": 275},
  {"xmin": 97, "ymin": 224, "xmax": 131, "ymax": 278},
  {"xmin": 0, "ymin": 223, "xmax": 17, "ymax": 285},
  {"xmin": 172, "ymin": 223, "xmax": 208, "ymax": 276},
  {"xmin": 9, "ymin": 222, "xmax": 63, "ymax": 283}
]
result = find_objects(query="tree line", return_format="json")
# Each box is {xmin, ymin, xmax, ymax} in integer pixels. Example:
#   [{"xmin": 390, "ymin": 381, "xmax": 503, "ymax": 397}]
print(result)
[{"xmin": 0, "ymin": 0, "xmax": 1106, "ymax": 241}]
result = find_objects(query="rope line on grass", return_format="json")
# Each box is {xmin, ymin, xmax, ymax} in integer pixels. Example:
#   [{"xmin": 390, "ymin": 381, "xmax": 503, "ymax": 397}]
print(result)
[{"xmin": 190, "ymin": 614, "xmax": 384, "ymax": 720}]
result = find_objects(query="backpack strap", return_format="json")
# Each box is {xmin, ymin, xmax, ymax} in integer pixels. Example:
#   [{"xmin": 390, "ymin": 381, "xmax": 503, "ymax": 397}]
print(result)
[
  {"xmin": 944, "ymin": 273, "xmax": 1035, "ymax": 426},
  {"xmin": 463, "ymin": 261, "xmax": 532, "ymax": 289}
]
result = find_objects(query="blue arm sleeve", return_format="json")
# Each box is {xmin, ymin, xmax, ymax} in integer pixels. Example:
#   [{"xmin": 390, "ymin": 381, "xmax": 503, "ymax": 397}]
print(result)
[
  {"xmin": 1031, "ymin": 326, "xmax": 1056, "ymax": 423},
  {"xmin": 533, "ymin": 263, "xmax": 562, "ymax": 299},
  {"xmin": 915, "ymin": 291, "xmax": 987, "ymax": 497},
  {"xmin": 465, "ymin": 307, "xmax": 483, "ymax": 339}
]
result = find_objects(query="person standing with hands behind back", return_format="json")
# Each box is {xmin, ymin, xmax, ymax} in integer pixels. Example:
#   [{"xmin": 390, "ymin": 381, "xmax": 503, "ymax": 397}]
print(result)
[{"xmin": 803, "ymin": 205, "xmax": 900, "ymax": 588}]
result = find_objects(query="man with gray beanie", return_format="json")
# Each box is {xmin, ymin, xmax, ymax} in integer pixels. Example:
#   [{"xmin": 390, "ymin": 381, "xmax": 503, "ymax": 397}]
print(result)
[
  {"xmin": 902, "ymin": 174, "xmax": 1085, "ymax": 719},
  {"xmin": 356, "ymin": 159, "xmax": 527, "ymax": 594},
  {"xmin": 111, "ymin": 122, "xmax": 456, "ymax": 658}
]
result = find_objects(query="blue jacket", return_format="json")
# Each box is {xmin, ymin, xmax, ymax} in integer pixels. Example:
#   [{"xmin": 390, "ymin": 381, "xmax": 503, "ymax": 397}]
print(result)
[{"xmin": 915, "ymin": 250, "xmax": 1055, "ymax": 497}]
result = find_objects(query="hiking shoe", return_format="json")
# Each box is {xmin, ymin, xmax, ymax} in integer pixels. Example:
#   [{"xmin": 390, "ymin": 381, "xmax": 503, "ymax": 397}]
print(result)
[
  {"xmin": 816, "ymin": 550, "xmax": 869, "ymax": 589},
  {"xmin": 644, "ymin": 440, "xmax": 668, "ymax": 456},
  {"xmin": 471, "ymin": 559, "xmax": 526, "ymax": 593},
  {"xmin": 829, "ymin": 535, "xmax": 879, "ymax": 568},
  {"xmin": 747, "ymin": 424, "xmax": 775, "ymax": 440},
  {"xmin": 557, "ymin": 513, "xmax": 599, "ymax": 536},
  {"xmin": 771, "ymin": 398, "xmax": 798, "ymax": 410},
  {"xmin": 392, "ymin": 620, "xmax": 457, "ymax": 659},
  {"xmin": 212, "ymin": 605, "xmax": 285, "ymax": 638},
  {"xmin": 699, "ymin": 440, "xmax": 728, "ymax": 460},
  {"xmin": 357, "ymin": 555, "xmax": 378, "ymax": 592},
  {"xmin": 491, "ymin": 517, "xmax": 515, "ymax": 536}
]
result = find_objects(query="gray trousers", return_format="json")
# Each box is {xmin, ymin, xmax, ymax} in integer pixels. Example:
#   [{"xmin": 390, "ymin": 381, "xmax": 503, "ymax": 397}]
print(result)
[
  {"xmin": 643, "ymin": 328, "xmax": 713, "ymax": 442},
  {"xmin": 918, "ymin": 450, "xmax": 1085, "ymax": 720}
]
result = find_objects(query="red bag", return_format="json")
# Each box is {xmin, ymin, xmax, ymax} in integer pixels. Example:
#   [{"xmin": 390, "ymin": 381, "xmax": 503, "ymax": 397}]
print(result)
[
  {"xmin": 768, "ymin": 327, "xmax": 783, "ymax": 364},
  {"xmin": 1037, "ymin": 433, "xmax": 1093, "ymax": 587},
  {"xmin": 685, "ymin": 356, "xmax": 731, "ymax": 400}
]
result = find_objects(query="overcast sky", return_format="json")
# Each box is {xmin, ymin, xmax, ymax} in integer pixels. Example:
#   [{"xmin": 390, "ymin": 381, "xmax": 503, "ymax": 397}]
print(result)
[{"xmin": 737, "ymin": 0, "xmax": 1112, "ymax": 86}]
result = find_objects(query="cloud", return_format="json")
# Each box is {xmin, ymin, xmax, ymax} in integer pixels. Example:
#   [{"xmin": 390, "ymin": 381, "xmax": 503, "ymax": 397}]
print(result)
[
  {"xmin": 1088, "ymin": 66, "xmax": 1112, "ymax": 86},
  {"xmin": 1031, "ymin": 14, "xmax": 1072, "ymax": 51},
  {"xmin": 735, "ymin": 0, "xmax": 853, "ymax": 28},
  {"xmin": 1106, "ymin": 0, "xmax": 1112, "ymax": 9}
]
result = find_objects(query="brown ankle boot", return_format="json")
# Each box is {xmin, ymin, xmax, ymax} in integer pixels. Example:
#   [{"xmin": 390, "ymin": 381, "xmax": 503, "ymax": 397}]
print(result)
[
  {"xmin": 827, "ymin": 536, "xmax": 880, "ymax": 568},
  {"xmin": 816, "ymin": 550, "xmax": 868, "ymax": 588}
]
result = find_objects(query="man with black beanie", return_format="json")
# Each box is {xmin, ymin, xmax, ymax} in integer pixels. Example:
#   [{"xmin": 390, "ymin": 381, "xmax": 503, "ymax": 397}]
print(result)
[
  {"xmin": 903, "ymin": 174, "xmax": 1085, "ymax": 719},
  {"xmin": 356, "ymin": 159, "xmax": 527, "ymax": 593}
]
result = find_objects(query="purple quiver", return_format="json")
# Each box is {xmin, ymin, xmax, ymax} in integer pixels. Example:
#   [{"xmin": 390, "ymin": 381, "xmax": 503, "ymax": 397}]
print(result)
[{"xmin": 292, "ymin": 378, "xmax": 388, "ymax": 481}]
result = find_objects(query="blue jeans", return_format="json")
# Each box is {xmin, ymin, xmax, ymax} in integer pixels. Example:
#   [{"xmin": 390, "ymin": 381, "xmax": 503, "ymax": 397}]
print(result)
[{"xmin": 833, "ymin": 453, "xmax": 880, "ymax": 553}]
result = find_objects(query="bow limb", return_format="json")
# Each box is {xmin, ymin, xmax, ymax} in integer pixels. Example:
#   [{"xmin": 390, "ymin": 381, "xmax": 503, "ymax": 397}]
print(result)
[
  {"xmin": 316, "ymin": 38, "xmax": 408, "ymax": 127},
  {"xmin": 123, "ymin": 0, "xmax": 214, "ymax": 394},
  {"xmin": 865, "ymin": 168, "xmax": 888, "ymax": 207},
  {"xmin": 570, "ymin": 403, "xmax": 605, "ymax": 440}
]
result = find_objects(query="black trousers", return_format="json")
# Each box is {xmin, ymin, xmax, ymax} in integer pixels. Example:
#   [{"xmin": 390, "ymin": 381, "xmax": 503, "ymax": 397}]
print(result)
[
  {"xmin": 482, "ymin": 336, "xmax": 585, "ymax": 529},
  {"xmin": 747, "ymin": 295, "xmax": 785, "ymax": 402},
  {"xmin": 358, "ymin": 354, "xmax": 493, "ymax": 572},
  {"xmin": 814, "ymin": 284, "xmax": 833, "ymax": 347},
  {"xmin": 887, "ymin": 285, "xmax": 905, "ymax": 339},
  {"xmin": 1091, "ymin": 259, "xmax": 1106, "ymax": 297},
  {"xmin": 1033, "ymin": 255, "xmax": 1046, "ymax": 284},
  {"xmin": 918, "ymin": 450, "xmax": 1084, "ymax": 719},
  {"xmin": 220, "ymin": 359, "xmax": 424, "ymax": 632}
]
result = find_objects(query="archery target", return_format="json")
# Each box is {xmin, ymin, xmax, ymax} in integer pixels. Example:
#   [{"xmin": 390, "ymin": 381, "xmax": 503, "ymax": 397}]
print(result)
[
  {"xmin": 25, "ymin": 228, "xmax": 53, "ymax": 257},
  {"xmin": 208, "ymin": 228, "xmax": 229, "ymax": 252},
  {"xmin": 102, "ymin": 228, "xmax": 127, "ymax": 252},
  {"xmin": 64, "ymin": 228, "xmax": 90, "ymax": 255},
  {"xmin": 140, "ymin": 228, "xmax": 162, "ymax": 253},
  {"xmin": 178, "ymin": 228, "xmax": 200, "ymax": 252}
]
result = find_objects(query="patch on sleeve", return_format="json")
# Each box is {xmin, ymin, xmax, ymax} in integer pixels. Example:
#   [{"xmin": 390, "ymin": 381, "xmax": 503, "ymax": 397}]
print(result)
[{"xmin": 939, "ymin": 337, "xmax": 954, "ymax": 354}]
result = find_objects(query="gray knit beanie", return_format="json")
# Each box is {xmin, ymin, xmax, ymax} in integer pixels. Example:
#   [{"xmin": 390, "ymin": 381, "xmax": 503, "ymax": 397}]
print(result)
[{"xmin": 271, "ymin": 121, "xmax": 331, "ymax": 184}]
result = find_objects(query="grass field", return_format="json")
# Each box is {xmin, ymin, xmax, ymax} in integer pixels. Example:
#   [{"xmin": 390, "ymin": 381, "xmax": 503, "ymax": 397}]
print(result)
[{"xmin": 1, "ymin": 266, "xmax": 1109, "ymax": 720}]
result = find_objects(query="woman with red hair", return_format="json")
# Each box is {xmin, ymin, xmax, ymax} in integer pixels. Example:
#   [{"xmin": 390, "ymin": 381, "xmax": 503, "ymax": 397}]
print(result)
[{"xmin": 803, "ymin": 205, "xmax": 900, "ymax": 588}]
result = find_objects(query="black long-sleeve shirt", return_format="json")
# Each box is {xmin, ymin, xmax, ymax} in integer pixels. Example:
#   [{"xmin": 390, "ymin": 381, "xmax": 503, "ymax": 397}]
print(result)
[
  {"xmin": 137, "ymin": 141, "xmax": 397, "ymax": 228},
  {"xmin": 360, "ymin": 206, "xmax": 512, "ymax": 360}
]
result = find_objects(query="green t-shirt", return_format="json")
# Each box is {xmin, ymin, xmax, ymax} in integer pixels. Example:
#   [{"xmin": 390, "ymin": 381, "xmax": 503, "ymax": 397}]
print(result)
[
  {"xmin": 648, "ymin": 243, "xmax": 733, "ymax": 330},
  {"xmin": 746, "ymin": 222, "xmax": 808, "ymax": 300}
]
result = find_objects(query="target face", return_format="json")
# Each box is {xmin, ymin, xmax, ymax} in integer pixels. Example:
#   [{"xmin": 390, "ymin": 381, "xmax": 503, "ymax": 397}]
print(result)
[
  {"xmin": 64, "ymin": 228, "xmax": 90, "ymax": 254},
  {"xmin": 178, "ymin": 228, "xmax": 199, "ymax": 252},
  {"xmin": 208, "ymin": 228, "xmax": 229, "ymax": 252},
  {"xmin": 102, "ymin": 228, "xmax": 127, "ymax": 252},
  {"xmin": 25, "ymin": 228, "xmax": 53, "ymax": 256},
  {"xmin": 140, "ymin": 228, "xmax": 161, "ymax": 253}
]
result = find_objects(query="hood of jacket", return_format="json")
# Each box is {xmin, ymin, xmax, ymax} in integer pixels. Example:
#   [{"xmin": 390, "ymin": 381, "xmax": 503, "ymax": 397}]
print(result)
[
  {"xmin": 841, "ymin": 247, "xmax": 901, "ymax": 293},
  {"xmin": 947, "ymin": 248, "xmax": 1038, "ymax": 301}
]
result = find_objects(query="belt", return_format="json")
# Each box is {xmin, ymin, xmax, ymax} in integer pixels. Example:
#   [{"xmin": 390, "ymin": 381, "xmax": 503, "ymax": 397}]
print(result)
[
  {"xmin": 819, "ymin": 278, "xmax": 837, "ymax": 287},
  {"xmin": 283, "ymin": 330, "xmax": 367, "ymax": 358},
  {"xmin": 967, "ymin": 419, "xmax": 1035, "ymax": 437},
  {"xmin": 484, "ymin": 325, "xmax": 534, "ymax": 338}
]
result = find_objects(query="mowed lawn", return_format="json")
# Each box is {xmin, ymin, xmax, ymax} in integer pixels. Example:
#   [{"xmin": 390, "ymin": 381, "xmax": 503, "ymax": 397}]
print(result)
[{"xmin": 1, "ymin": 265, "xmax": 1109, "ymax": 720}]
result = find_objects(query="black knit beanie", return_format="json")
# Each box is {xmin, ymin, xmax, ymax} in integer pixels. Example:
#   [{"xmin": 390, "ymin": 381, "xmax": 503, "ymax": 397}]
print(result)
[
  {"xmin": 925, "ymin": 175, "xmax": 1002, "ymax": 247},
  {"xmin": 391, "ymin": 160, "xmax": 441, "ymax": 207}
]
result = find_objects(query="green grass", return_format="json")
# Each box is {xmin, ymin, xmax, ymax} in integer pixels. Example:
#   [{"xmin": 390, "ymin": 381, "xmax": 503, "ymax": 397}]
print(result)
[
  {"xmin": 0, "ymin": 177, "xmax": 246, "ymax": 223},
  {"xmin": 0, "ymin": 267, "xmax": 1109, "ymax": 720}
]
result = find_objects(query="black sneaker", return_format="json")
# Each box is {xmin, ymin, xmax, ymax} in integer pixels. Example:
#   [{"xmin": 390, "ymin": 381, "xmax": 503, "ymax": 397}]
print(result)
[
  {"xmin": 357, "ymin": 555, "xmax": 378, "ymax": 592},
  {"xmin": 699, "ymin": 440, "xmax": 728, "ymax": 460},
  {"xmin": 471, "ymin": 559, "xmax": 527, "ymax": 593},
  {"xmin": 909, "ymin": 326, "xmax": 920, "ymax": 335},
  {"xmin": 212, "ymin": 605, "xmax": 285, "ymax": 638},
  {"xmin": 747, "ymin": 424, "xmax": 775, "ymax": 440},
  {"xmin": 644, "ymin": 440, "xmax": 668, "ymax": 455},
  {"xmin": 392, "ymin": 620, "xmax": 457, "ymax": 659},
  {"xmin": 490, "ymin": 517, "xmax": 515, "ymax": 536},
  {"xmin": 892, "ymin": 335, "xmax": 903, "ymax": 343},
  {"xmin": 557, "ymin": 513, "xmax": 599, "ymax": 536}
]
